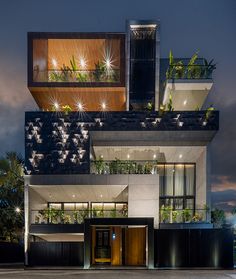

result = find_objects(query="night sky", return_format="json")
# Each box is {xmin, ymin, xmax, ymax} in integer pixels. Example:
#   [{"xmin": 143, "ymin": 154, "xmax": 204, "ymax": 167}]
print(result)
[{"xmin": 0, "ymin": 0, "xmax": 236, "ymax": 214}]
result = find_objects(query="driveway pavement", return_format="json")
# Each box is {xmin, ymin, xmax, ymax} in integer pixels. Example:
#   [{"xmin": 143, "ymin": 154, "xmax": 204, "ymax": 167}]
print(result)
[{"xmin": 0, "ymin": 269, "xmax": 235, "ymax": 279}]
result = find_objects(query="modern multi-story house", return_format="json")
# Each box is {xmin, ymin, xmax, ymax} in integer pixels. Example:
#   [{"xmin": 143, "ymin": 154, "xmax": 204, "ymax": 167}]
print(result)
[{"xmin": 24, "ymin": 20, "xmax": 233, "ymax": 268}]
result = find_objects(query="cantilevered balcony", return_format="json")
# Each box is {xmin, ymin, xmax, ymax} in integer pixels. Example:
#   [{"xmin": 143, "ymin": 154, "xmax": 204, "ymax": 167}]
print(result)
[
  {"xmin": 27, "ymin": 32, "xmax": 126, "ymax": 111},
  {"xmin": 162, "ymin": 58, "xmax": 215, "ymax": 111}
]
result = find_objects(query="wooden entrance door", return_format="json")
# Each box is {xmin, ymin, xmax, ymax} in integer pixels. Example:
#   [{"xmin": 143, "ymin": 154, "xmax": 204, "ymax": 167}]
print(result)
[{"xmin": 124, "ymin": 227, "xmax": 146, "ymax": 266}]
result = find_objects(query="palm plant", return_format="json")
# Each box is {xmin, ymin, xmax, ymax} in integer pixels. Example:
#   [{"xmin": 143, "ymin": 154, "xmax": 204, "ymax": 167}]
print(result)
[
  {"xmin": 203, "ymin": 58, "xmax": 216, "ymax": 78},
  {"xmin": 0, "ymin": 152, "xmax": 24, "ymax": 242}
]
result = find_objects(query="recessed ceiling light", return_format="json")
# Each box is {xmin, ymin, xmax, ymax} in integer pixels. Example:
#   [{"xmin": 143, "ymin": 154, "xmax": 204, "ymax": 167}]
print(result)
[
  {"xmin": 100, "ymin": 194, "xmax": 103, "ymax": 198},
  {"xmin": 77, "ymin": 102, "xmax": 84, "ymax": 111},
  {"xmin": 183, "ymin": 100, "xmax": 187, "ymax": 106},
  {"xmin": 101, "ymin": 102, "xmax": 106, "ymax": 110},
  {"xmin": 153, "ymin": 154, "xmax": 156, "ymax": 159},
  {"xmin": 72, "ymin": 194, "xmax": 75, "ymax": 198},
  {"xmin": 54, "ymin": 102, "xmax": 59, "ymax": 110},
  {"xmin": 127, "ymin": 154, "xmax": 130, "ymax": 159},
  {"xmin": 179, "ymin": 154, "xmax": 183, "ymax": 159}
]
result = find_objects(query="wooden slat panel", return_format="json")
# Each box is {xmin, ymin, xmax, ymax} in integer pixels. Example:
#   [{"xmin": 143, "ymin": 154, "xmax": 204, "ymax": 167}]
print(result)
[
  {"xmin": 29, "ymin": 86, "xmax": 126, "ymax": 111},
  {"xmin": 48, "ymin": 39, "xmax": 120, "ymax": 70},
  {"xmin": 125, "ymin": 227, "xmax": 146, "ymax": 266},
  {"xmin": 111, "ymin": 226, "xmax": 122, "ymax": 266}
]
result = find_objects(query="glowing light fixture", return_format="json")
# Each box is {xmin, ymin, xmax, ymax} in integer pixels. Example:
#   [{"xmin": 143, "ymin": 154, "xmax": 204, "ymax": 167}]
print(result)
[
  {"xmin": 105, "ymin": 59, "xmax": 111, "ymax": 69},
  {"xmin": 183, "ymin": 100, "xmax": 187, "ymax": 106},
  {"xmin": 153, "ymin": 154, "xmax": 156, "ymax": 159},
  {"xmin": 179, "ymin": 154, "xmax": 183, "ymax": 159},
  {"xmin": 77, "ymin": 102, "xmax": 84, "ymax": 111},
  {"xmin": 80, "ymin": 58, "xmax": 86, "ymax": 69},
  {"xmin": 52, "ymin": 58, "xmax": 57, "ymax": 68},
  {"xmin": 101, "ymin": 102, "xmax": 107, "ymax": 110},
  {"xmin": 15, "ymin": 207, "xmax": 21, "ymax": 213},
  {"xmin": 100, "ymin": 194, "xmax": 103, "ymax": 198},
  {"xmin": 127, "ymin": 154, "xmax": 130, "ymax": 159},
  {"xmin": 54, "ymin": 102, "xmax": 59, "ymax": 111},
  {"xmin": 72, "ymin": 194, "xmax": 75, "ymax": 198}
]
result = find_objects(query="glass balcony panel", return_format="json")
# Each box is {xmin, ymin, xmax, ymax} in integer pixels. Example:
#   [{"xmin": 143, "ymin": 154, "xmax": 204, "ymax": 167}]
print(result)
[
  {"xmin": 174, "ymin": 164, "xmax": 184, "ymax": 196},
  {"xmin": 164, "ymin": 164, "xmax": 174, "ymax": 196}
]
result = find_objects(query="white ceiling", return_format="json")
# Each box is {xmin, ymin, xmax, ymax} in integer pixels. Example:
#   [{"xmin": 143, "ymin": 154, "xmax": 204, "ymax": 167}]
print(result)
[
  {"xmin": 163, "ymin": 81, "xmax": 213, "ymax": 110},
  {"xmin": 93, "ymin": 146, "xmax": 205, "ymax": 162},
  {"xmin": 30, "ymin": 184, "xmax": 128, "ymax": 203}
]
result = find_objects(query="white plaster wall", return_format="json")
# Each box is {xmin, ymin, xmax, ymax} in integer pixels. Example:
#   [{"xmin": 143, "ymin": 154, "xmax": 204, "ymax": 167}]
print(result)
[
  {"xmin": 195, "ymin": 147, "xmax": 207, "ymax": 209},
  {"xmin": 128, "ymin": 175, "xmax": 159, "ymax": 228}
]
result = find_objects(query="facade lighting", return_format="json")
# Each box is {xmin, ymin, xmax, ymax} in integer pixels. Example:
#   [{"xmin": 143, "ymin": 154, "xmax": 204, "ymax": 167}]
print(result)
[
  {"xmin": 101, "ymin": 102, "xmax": 107, "ymax": 110},
  {"xmin": 80, "ymin": 58, "xmax": 86, "ymax": 69},
  {"xmin": 52, "ymin": 58, "xmax": 57, "ymax": 68},
  {"xmin": 15, "ymin": 207, "xmax": 21, "ymax": 213}
]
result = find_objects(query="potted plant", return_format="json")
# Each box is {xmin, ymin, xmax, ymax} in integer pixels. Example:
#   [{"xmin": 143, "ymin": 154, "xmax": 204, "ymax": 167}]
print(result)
[
  {"xmin": 121, "ymin": 204, "xmax": 128, "ymax": 217},
  {"xmin": 93, "ymin": 61, "xmax": 106, "ymax": 82},
  {"xmin": 160, "ymin": 205, "xmax": 171, "ymax": 223},
  {"xmin": 62, "ymin": 214, "xmax": 71, "ymax": 224},
  {"xmin": 182, "ymin": 208, "xmax": 192, "ymax": 223},
  {"xmin": 94, "ymin": 156, "xmax": 105, "ymax": 174},
  {"xmin": 172, "ymin": 210, "xmax": 178, "ymax": 223}
]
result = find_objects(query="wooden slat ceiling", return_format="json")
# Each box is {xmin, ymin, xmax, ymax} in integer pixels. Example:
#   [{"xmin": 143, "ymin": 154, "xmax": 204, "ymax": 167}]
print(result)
[
  {"xmin": 29, "ymin": 86, "xmax": 126, "ymax": 111},
  {"xmin": 48, "ymin": 39, "xmax": 120, "ymax": 70}
]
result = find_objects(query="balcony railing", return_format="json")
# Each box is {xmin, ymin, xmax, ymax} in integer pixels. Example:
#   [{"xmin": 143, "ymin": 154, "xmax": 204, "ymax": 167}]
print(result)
[
  {"xmin": 91, "ymin": 160, "xmax": 160, "ymax": 175},
  {"xmin": 166, "ymin": 64, "xmax": 213, "ymax": 80},
  {"xmin": 159, "ymin": 208, "xmax": 210, "ymax": 224},
  {"xmin": 31, "ymin": 208, "xmax": 128, "ymax": 225},
  {"xmin": 33, "ymin": 69, "xmax": 120, "ymax": 83}
]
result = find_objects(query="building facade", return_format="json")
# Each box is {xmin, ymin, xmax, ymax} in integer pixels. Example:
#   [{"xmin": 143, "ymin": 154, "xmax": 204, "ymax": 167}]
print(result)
[{"xmin": 24, "ymin": 20, "xmax": 233, "ymax": 268}]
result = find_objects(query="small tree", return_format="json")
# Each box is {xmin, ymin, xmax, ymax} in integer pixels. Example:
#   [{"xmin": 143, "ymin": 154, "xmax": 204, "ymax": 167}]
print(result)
[
  {"xmin": 0, "ymin": 152, "xmax": 24, "ymax": 242},
  {"xmin": 211, "ymin": 208, "xmax": 226, "ymax": 228}
]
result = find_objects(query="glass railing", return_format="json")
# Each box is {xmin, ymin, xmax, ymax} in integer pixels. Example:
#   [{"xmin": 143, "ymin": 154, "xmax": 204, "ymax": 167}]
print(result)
[
  {"xmin": 166, "ymin": 64, "xmax": 213, "ymax": 80},
  {"xmin": 159, "ymin": 208, "xmax": 210, "ymax": 224},
  {"xmin": 90, "ymin": 160, "xmax": 160, "ymax": 175},
  {"xmin": 31, "ymin": 208, "xmax": 128, "ymax": 225},
  {"xmin": 33, "ymin": 69, "xmax": 120, "ymax": 83}
]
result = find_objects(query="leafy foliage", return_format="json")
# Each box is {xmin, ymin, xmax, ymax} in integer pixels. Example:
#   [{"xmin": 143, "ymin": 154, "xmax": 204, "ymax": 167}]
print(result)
[
  {"xmin": 211, "ymin": 208, "xmax": 226, "ymax": 228},
  {"xmin": 0, "ymin": 152, "xmax": 24, "ymax": 242}
]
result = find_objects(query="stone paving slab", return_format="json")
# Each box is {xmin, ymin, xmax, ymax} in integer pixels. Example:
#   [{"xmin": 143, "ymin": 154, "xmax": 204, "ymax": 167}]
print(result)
[{"xmin": 0, "ymin": 269, "xmax": 235, "ymax": 279}]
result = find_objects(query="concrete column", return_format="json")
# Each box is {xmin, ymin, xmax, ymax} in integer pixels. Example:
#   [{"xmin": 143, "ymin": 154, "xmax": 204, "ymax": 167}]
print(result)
[
  {"xmin": 128, "ymin": 175, "xmax": 159, "ymax": 228},
  {"xmin": 24, "ymin": 182, "xmax": 29, "ymax": 266}
]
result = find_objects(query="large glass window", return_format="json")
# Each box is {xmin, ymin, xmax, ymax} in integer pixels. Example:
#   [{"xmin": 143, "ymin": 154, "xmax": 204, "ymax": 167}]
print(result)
[
  {"xmin": 186, "ymin": 164, "xmax": 195, "ymax": 196},
  {"xmin": 159, "ymin": 163, "xmax": 195, "ymax": 211}
]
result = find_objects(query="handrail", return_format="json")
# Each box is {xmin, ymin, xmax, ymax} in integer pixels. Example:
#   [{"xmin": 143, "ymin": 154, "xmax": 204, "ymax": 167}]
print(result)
[{"xmin": 33, "ymin": 69, "xmax": 120, "ymax": 83}]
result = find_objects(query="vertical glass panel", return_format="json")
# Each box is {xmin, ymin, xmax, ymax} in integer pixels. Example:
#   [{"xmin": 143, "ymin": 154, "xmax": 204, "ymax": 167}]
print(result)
[
  {"xmin": 174, "ymin": 198, "xmax": 184, "ymax": 210},
  {"xmin": 186, "ymin": 198, "xmax": 194, "ymax": 209},
  {"xmin": 165, "ymin": 165, "xmax": 174, "ymax": 196},
  {"xmin": 175, "ymin": 164, "xmax": 184, "ymax": 196},
  {"xmin": 186, "ymin": 164, "xmax": 195, "ymax": 195},
  {"xmin": 157, "ymin": 164, "xmax": 165, "ymax": 196}
]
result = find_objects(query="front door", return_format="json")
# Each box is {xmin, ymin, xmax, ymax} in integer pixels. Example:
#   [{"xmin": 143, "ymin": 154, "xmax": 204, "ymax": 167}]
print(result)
[{"xmin": 94, "ymin": 228, "xmax": 111, "ymax": 264}]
